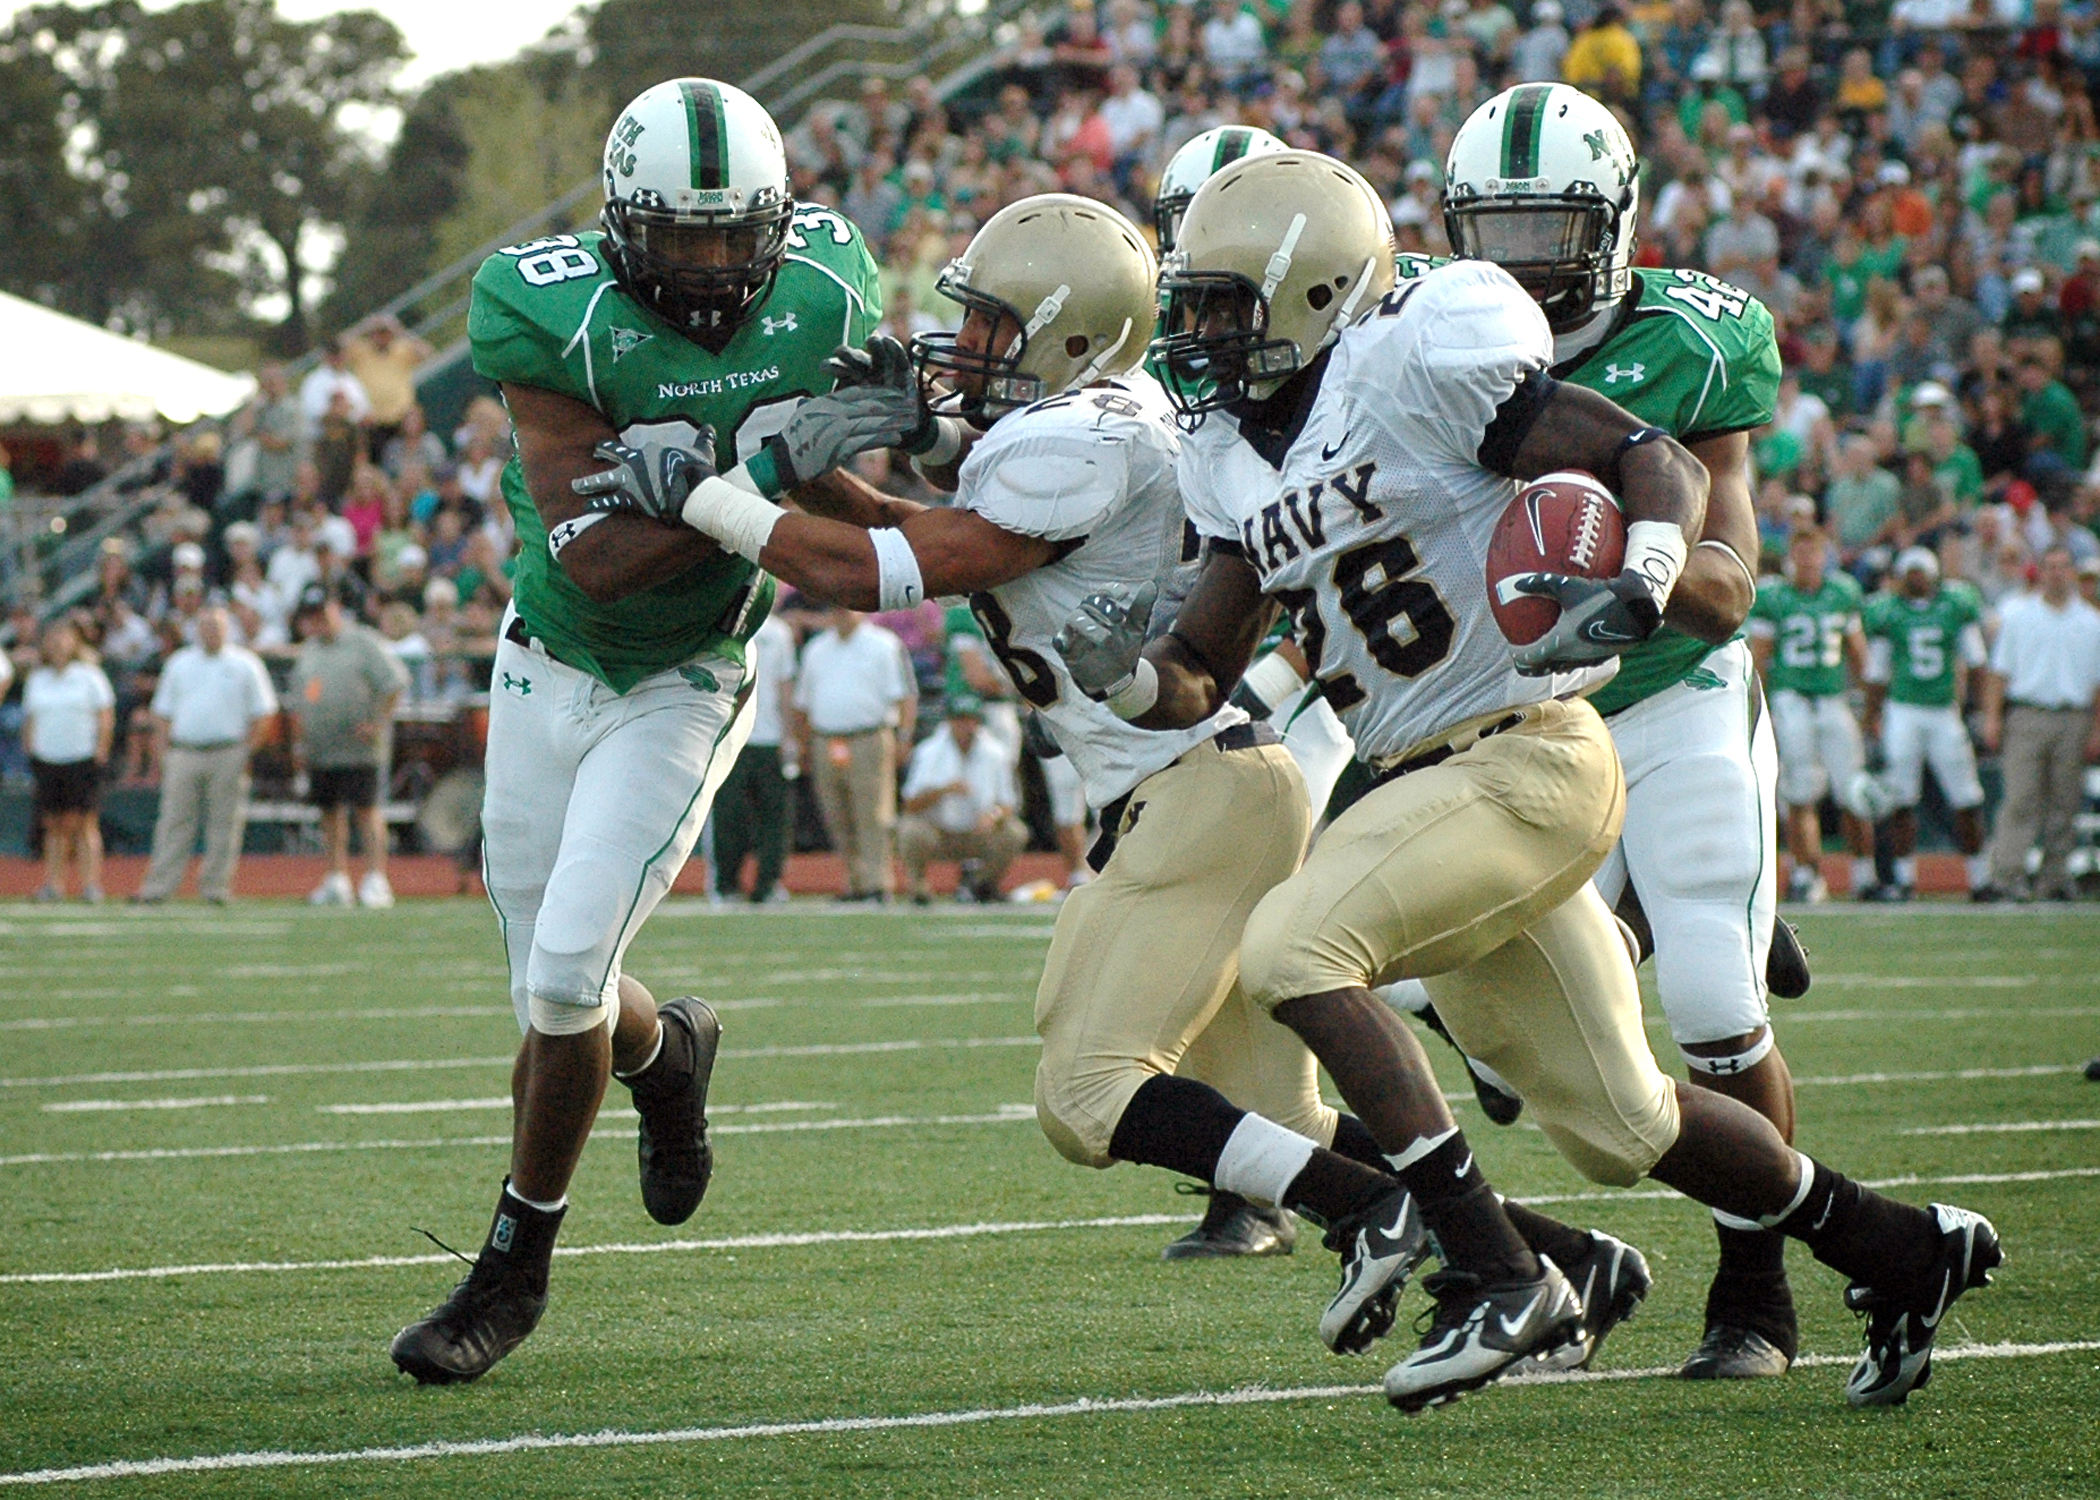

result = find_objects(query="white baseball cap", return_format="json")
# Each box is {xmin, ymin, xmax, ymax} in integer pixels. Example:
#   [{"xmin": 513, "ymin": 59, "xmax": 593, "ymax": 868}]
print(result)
[
  {"xmin": 1910, "ymin": 381, "xmax": 1955, "ymax": 409},
  {"xmin": 1894, "ymin": 545, "xmax": 1940, "ymax": 579},
  {"xmin": 171, "ymin": 541, "xmax": 206, "ymax": 570},
  {"xmin": 2012, "ymin": 266, "xmax": 2046, "ymax": 294}
]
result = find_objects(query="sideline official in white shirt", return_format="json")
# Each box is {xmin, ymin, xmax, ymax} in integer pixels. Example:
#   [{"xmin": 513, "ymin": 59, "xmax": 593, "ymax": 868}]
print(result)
[
  {"xmin": 897, "ymin": 694, "xmax": 1028, "ymax": 904},
  {"xmin": 136, "ymin": 605, "xmax": 279, "ymax": 904},
  {"xmin": 792, "ymin": 607, "xmax": 917, "ymax": 901}
]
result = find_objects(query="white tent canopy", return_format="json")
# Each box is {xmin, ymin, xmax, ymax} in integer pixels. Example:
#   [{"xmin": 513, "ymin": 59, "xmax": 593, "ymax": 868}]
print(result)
[{"xmin": 0, "ymin": 291, "xmax": 256, "ymax": 426}]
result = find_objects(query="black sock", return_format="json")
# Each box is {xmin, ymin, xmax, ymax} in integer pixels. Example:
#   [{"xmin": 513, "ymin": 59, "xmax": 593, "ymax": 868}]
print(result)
[
  {"xmin": 1395, "ymin": 1133, "xmax": 1536, "ymax": 1282},
  {"xmin": 1706, "ymin": 1222, "xmax": 1798, "ymax": 1359},
  {"xmin": 1501, "ymin": 1199, "xmax": 1594, "ymax": 1269},
  {"xmin": 1774, "ymin": 1157, "xmax": 1938, "ymax": 1295},
  {"xmin": 1280, "ymin": 1150, "xmax": 1396, "ymax": 1227},
  {"xmin": 1328, "ymin": 1113, "xmax": 1395, "ymax": 1174},
  {"xmin": 1108, "ymin": 1074, "xmax": 1244, "ymax": 1177},
  {"xmin": 620, "ymin": 1016, "xmax": 690, "ymax": 1095},
  {"xmin": 482, "ymin": 1180, "xmax": 565, "ymax": 1295}
]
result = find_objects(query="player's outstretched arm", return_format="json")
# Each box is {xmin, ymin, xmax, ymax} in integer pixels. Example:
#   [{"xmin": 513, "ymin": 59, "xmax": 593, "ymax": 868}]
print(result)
[
  {"xmin": 1670, "ymin": 431, "xmax": 1761, "ymax": 643},
  {"xmin": 505, "ymin": 382, "xmax": 720, "ymax": 605}
]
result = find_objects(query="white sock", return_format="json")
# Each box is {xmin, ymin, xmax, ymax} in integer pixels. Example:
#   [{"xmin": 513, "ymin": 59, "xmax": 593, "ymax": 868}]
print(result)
[
  {"xmin": 1894, "ymin": 856, "xmax": 1917, "ymax": 889},
  {"xmin": 1753, "ymin": 1150, "xmax": 1817, "ymax": 1230},
  {"xmin": 1851, "ymin": 857, "xmax": 1873, "ymax": 891},
  {"xmin": 613, "ymin": 1023, "xmax": 666, "ymax": 1081},
  {"xmin": 1385, "ymin": 1125, "xmax": 1459, "ymax": 1173},
  {"xmin": 508, "ymin": 1189, "xmax": 567, "ymax": 1214},
  {"xmin": 1967, "ymin": 855, "xmax": 1990, "ymax": 889},
  {"xmin": 1375, "ymin": 978, "xmax": 1434, "ymax": 1015},
  {"xmin": 1213, "ymin": 1114, "xmax": 1318, "ymax": 1208}
]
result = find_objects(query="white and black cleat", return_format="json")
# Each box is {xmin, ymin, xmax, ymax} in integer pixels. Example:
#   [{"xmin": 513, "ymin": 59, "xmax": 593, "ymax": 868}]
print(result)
[
  {"xmin": 1319, "ymin": 1184, "xmax": 1431, "ymax": 1355},
  {"xmin": 1526, "ymin": 1230, "xmax": 1651, "ymax": 1373},
  {"xmin": 1162, "ymin": 1186, "xmax": 1297, "ymax": 1259},
  {"xmin": 1383, "ymin": 1259, "xmax": 1584, "ymax": 1412},
  {"xmin": 1843, "ymin": 1203, "xmax": 2001, "ymax": 1407}
]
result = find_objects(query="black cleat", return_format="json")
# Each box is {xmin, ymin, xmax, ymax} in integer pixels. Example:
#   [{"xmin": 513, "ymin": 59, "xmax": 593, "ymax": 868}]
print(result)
[
  {"xmin": 1844, "ymin": 1203, "xmax": 2002, "ymax": 1407},
  {"xmin": 1383, "ymin": 1260, "xmax": 1584, "ymax": 1412},
  {"xmin": 628, "ymin": 997, "xmax": 721, "ymax": 1227},
  {"xmin": 1680, "ymin": 1324, "xmax": 1793, "ymax": 1380},
  {"xmin": 1162, "ymin": 1186, "xmax": 1297, "ymax": 1259},
  {"xmin": 1418, "ymin": 1002, "xmax": 1524, "ymax": 1125},
  {"xmin": 1528, "ymin": 1230, "xmax": 1651, "ymax": 1372},
  {"xmin": 1320, "ymin": 1184, "xmax": 1431, "ymax": 1354},
  {"xmin": 1765, "ymin": 918, "xmax": 1812, "ymax": 999},
  {"xmin": 2085, "ymin": 1057, "xmax": 2100, "ymax": 1082},
  {"xmin": 390, "ymin": 1259, "xmax": 548, "ymax": 1385}
]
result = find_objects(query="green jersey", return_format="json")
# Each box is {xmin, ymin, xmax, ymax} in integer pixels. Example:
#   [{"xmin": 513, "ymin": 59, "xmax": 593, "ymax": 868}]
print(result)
[
  {"xmin": 1749, "ymin": 571, "xmax": 1863, "ymax": 698},
  {"xmin": 1863, "ymin": 582, "xmax": 1984, "ymax": 708},
  {"xmin": 1396, "ymin": 261, "xmax": 1780, "ymax": 712},
  {"xmin": 469, "ymin": 210, "xmax": 882, "ymax": 690}
]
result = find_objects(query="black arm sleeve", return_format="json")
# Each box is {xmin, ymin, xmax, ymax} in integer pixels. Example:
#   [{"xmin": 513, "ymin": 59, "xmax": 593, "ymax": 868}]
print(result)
[{"xmin": 1476, "ymin": 368, "xmax": 1559, "ymax": 477}]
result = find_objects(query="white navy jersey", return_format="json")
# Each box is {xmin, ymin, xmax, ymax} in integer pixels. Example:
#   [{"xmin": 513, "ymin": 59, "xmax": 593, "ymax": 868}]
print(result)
[
  {"xmin": 1180, "ymin": 259, "xmax": 1612, "ymax": 764},
  {"xmin": 956, "ymin": 370, "xmax": 1244, "ymax": 807}
]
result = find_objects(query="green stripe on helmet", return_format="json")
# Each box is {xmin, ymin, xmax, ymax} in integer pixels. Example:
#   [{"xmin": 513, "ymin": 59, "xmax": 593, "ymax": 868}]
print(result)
[
  {"xmin": 1500, "ymin": 84, "xmax": 1551, "ymax": 180},
  {"xmin": 1212, "ymin": 127, "xmax": 1251, "ymax": 173},
  {"xmin": 681, "ymin": 79, "xmax": 727, "ymax": 192}
]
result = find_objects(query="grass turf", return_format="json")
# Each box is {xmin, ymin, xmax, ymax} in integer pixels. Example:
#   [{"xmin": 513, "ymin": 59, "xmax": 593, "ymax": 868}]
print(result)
[{"xmin": 0, "ymin": 901, "xmax": 2095, "ymax": 1497}]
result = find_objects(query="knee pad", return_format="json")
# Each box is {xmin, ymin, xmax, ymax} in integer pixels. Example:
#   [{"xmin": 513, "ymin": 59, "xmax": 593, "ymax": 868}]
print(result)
[
  {"xmin": 1681, "ymin": 1024, "xmax": 1777, "ymax": 1078},
  {"xmin": 528, "ymin": 989, "xmax": 617, "ymax": 1036},
  {"xmin": 1537, "ymin": 1079, "xmax": 1682, "ymax": 1188}
]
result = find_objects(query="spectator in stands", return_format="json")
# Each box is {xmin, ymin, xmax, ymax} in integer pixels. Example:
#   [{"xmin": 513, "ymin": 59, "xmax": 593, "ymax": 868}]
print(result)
[
  {"xmin": 22, "ymin": 620, "xmax": 114, "ymax": 903},
  {"xmin": 793, "ymin": 606, "xmax": 917, "ymax": 903},
  {"xmin": 297, "ymin": 339, "xmax": 369, "ymax": 442},
  {"xmin": 244, "ymin": 362, "xmax": 303, "ymax": 510},
  {"xmin": 713, "ymin": 611, "xmax": 798, "ymax": 905},
  {"xmin": 1510, "ymin": 0, "xmax": 1568, "ymax": 83},
  {"xmin": 1100, "ymin": 62, "xmax": 1164, "ymax": 196},
  {"xmin": 288, "ymin": 583, "xmax": 408, "ymax": 909},
  {"xmin": 897, "ymin": 694, "xmax": 1026, "ymax": 905},
  {"xmin": 380, "ymin": 406, "xmax": 446, "ymax": 481},
  {"xmin": 340, "ymin": 315, "xmax": 433, "ymax": 466},
  {"xmin": 2016, "ymin": 345, "xmax": 2090, "ymax": 468},
  {"xmin": 1979, "ymin": 545, "xmax": 2100, "ymax": 899},
  {"xmin": 133, "ymin": 605, "xmax": 276, "ymax": 905},
  {"xmin": 1828, "ymin": 434, "xmax": 1903, "ymax": 572},
  {"xmin": 1200, "ymin": 0, "xmax": 1268, "ymax": 91},
  {"xmin": 1562, "ymin": 7, "xmax": 1641, "ymax": 107}
]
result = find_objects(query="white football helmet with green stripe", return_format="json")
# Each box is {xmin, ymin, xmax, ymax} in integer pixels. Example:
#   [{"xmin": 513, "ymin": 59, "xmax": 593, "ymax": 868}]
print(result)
[
  {"xmin": 1444, "ymin": 84, "xmax": 1638, "ymax": 333},
  {"xmin": 600, "ymin": 77, "xmax": 794, "ymax": 349},
  {"xmin": 1154, "ymin": 126, "xmax": 1287, "ymax": 252}
]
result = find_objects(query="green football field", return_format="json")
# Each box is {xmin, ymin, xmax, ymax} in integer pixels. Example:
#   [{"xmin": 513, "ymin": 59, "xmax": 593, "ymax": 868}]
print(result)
[{"xmin": 1, "ymin": 900, "xmax": 2095, "ymax": 1497}]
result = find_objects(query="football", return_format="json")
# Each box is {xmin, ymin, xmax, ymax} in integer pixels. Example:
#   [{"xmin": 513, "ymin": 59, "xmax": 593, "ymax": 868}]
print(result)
[{"xmin": 1485, "ymin": 470, "xmax": 1627, "ymax": 646}]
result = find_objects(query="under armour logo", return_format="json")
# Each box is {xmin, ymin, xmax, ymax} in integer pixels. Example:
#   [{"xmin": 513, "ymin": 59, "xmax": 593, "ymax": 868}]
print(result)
[
  {"xmin": 609, "ymin": 326, "xmax": 653, "ymax": 363},
  {"xmin": 762, "ymin": 312, "xmax": 798, "ymax": 336},
  {"xmin": 1584, "ymin": 129, "xmax": 1611, "ymax": 161},
  {"xmin": 1604, "ymin": 361, "xmax": 1646, "ymax": 385},
  {"xmin": 502, "ymin": 673, "xmax": 532, "ymax": 696}
]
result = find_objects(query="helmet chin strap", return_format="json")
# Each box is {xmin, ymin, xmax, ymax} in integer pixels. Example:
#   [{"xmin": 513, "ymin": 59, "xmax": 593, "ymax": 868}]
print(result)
[
  {"xmin": 1013, "ymin": 284, "xmax": 1073, "ymax": 360},
  {"xmin": 1070, "ymin": 317, "xmax": 1134, "ymax": 389}
]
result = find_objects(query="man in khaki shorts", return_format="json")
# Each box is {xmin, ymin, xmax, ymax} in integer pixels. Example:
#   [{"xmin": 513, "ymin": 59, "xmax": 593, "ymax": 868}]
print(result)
[{"xmin": 1059, "ymin": 150, "xmax": 1998, "ymax": 1413}]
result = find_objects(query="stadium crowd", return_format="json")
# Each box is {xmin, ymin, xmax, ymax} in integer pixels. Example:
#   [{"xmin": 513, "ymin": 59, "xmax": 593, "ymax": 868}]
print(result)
[{"xmin": 7, "ymin": 0, "xmax": 2100, "ymax": 900}]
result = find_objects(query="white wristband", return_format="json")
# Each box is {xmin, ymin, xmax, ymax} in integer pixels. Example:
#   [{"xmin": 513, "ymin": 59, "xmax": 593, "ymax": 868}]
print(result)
[
  {"xmin": 869, "ymin": 526, "xmax": 925, "ymax": 611},
  {"xmin": 680, "ymin": 472, "xmax": 781, "ymax": 562},
  {"xmin": 546, "ymin": 510, "xmax": 606, "ymax": 559},
  {"xmin": 1106, "ymin": 658, "xmax": 1159, "ymax": 721},
  {"xmin": 1624, "ymin": 520, "xmax": 1690, "ymax": 609},
  {"xmin": 1239, "ymin": 650, "xmax": 1308, "ymax": 716}
]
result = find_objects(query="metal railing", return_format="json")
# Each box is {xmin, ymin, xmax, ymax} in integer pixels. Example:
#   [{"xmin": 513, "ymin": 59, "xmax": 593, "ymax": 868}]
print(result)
[{"xmin": 15, "ymin": 0, "xmax": 1043, "ymax": 622}]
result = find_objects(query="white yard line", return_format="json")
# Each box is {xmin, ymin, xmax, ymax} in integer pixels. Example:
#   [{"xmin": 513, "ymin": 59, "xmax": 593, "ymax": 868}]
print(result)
[
  {"xmin": 0, "ymin": 1037, "xmax": 1042, "ymax": 1090},
  {"xmin": 1785, "ymin": 1006, "xmax": 2100, "ymax": 1023},
  {"xmin": 0, "ymin": 1105, "xmax": 1038, "ymax": 1170},
  {"xmin": 316, "ymin": 1098, "xmax": 839, "ymax": 1117},
  {"xmin": 1793, "ymin": 1064, "xmax": 2082, "ymax": 1086},
  {"xmin": 1806, "ymin": 975, "xmax": 2042, "ymax": 987},
  {"xmin": 2, "ymin": 1341, "xmax": 2094, "ymax": 1487},
  {"xmin": 40, "ymin": 1096, "xmax": 268, "ymax": 1114},
  {"xmin": 0, "ymin": 1008, "xmax": 509, "ymax": 1032},
  {"xmin": 1902, "ymin": 1119, "xmax": 2100, "ymax": 1135},
  {"xmin": 2, "ymin": 1164, "xmax": 2090, "ymax": 1286}
]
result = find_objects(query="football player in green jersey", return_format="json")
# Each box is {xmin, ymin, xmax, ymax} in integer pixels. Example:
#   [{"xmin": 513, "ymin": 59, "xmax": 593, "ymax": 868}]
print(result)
[
  {"xmin": 389, "ymin": 77, "xmax": 935, "ymax": 1387},
  {"xmin": 1861, "ymin": 547, "xmax": 1991, "ymax": 900},
  {"xmin": 1748, "ymin": 525, "xmax": 1875, "ymax": 910},
  {"xmin": 1399, "ymin": 83, "xmax": 1820, "ymax": 1380}
]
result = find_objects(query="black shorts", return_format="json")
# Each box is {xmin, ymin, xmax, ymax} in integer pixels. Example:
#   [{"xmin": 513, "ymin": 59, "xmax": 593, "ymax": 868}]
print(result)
[
  {"xmin": 32, "ymin": 759, "xmax": 101, "ymax": 815},
  {"xmin": 308, "ymin": 766, "xmax": 379, "ymax": 811}
]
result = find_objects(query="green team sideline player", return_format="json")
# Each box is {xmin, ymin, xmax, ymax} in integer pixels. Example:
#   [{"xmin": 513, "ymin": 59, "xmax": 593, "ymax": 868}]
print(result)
[
  {"xmin": 1861, "ymin": 547, "xmax": 1991, "ymax": 900},
  {"xmin": 1748, "ymin": 526, "xmax": 1873, "ymax": 908},
  {"xmin": 390, "ymin": 77, "xmax": 928, "ymax": 1385},
  {"xmin": 1392, "ymin": 83, "xmax": 1818, "ymax": 1381}
]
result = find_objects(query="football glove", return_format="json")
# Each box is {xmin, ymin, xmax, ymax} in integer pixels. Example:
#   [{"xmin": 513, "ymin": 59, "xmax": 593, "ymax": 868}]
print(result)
[
  {"xmin": 571, "ymin": 426, "xmax": 719, "ymax": 521},
  {"xmin": 1052, "ymin": 579, "xmax": 1158, "ymax": 701},
  {"xmin": 1507, "ymin": 571, "xmax": 1663, "ymax": 676},
  {"xmin": 823, "ymin": 334, "xmax": 945, "ymax": 455}
]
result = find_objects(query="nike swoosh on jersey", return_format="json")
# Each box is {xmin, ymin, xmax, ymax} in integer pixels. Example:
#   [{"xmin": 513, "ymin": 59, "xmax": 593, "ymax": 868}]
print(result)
[{"xmin": 1321, "ymin": 438, "xmax": 1346, "ymax": 461}]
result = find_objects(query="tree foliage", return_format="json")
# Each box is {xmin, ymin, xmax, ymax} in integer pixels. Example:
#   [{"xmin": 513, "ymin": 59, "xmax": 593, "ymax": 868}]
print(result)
[{"xmin": 0, "ymin": 0, "xmax": 404, "ymax": 349}]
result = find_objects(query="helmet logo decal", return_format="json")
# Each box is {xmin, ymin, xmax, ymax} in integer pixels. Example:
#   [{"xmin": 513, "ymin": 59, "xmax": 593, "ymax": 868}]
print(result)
[
  {"xmin": 609, "ymin": 112, "xmax": 644, "ymax": 178},
  {"xmin": 1261, "ymin": 214, "xmax": 1308, "ymax": 304},
  {"xmin": 1584, "ymin": 129, "xmax": 1612, "ymax": 161}
]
